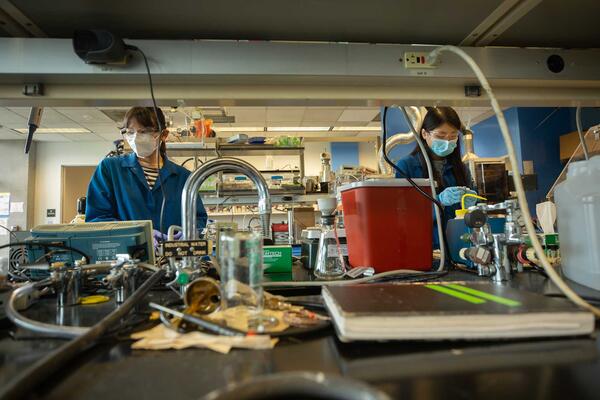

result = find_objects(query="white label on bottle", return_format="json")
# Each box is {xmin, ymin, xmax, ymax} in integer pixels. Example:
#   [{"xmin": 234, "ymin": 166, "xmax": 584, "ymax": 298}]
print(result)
[{"xmin": 327, "ymin": 244, "xmax": 348, "ymax": 257}]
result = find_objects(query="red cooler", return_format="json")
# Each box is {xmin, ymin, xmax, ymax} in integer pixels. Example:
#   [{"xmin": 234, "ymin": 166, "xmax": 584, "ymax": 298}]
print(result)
[{"xmin": 340, "ymin": 179, "xmax": 433, "ymax": 272}]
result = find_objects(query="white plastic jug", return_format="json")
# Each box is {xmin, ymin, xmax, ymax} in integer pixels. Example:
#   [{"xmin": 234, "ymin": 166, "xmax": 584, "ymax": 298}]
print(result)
[{"xmin": 555, "ymin": 155, "xmax": 600, "ymax": 290}]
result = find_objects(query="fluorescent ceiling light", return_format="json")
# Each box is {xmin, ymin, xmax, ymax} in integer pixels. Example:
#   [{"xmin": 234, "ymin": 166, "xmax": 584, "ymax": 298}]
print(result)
[
  {"xmin": 214, "ymin": 127, "xmax": 265, "ymax": 132},
  {"xmin": 14, "ymin": 128, "xmax": 92, "ymax": 134},
  {"xmin": 267, "ymin": 127, "xmax": 330, "ymax": 132},
  {"xmin": 331, "ymin": 126, "xmax": 381, "ymax": 131}
]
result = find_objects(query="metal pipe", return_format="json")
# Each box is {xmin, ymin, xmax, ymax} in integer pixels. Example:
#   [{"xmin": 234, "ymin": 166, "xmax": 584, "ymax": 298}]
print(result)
[
  {"xmin": 181, "ymin": 157, "xmax": 272, "ymax": 239},
  {"xmin": 378, "ymin": 132, "xmax": 415, "ymax": 174},
  {"xmin": 5, "ymin": 280, "xmax": 88, "ymax": 339},
  {"xmin": 377, "ymin": 106, "xmax": 424, "ymax": 174}
]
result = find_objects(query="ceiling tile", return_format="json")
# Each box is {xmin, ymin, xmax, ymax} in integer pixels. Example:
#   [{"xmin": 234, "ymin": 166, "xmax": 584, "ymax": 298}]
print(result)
[
  {"xmin": 0, "ymin": 129, "xmax": 22, "ymax": 140},
  {"xmin": 337, "ymin": 108, "xmax": 380, "ymax": 122},
  {"xmin": 32, "ymin": 134, "xmax": 72, "ymax": 142},
  {"xmin": 225, "ymin": 107, "xmax": 266, "ymax": 123},
  {"xmin": 81, "ymin": 123, "xmax": 121, "ymax": 135},
  {"xmin": 0, "ymin": 108, "xmax": 27, "ymax": 125},
  {"xmin": 7, "ymin": 108, "xmax": 79, "ymax": 127},
  {"xmin": 54, "ymin": 108, "xmax": 115, "ymax": 124},
  {"xmin": 97, "ymin": 132, "xmax": 122, "ymax": 142},
  {"xmin": 301, "ymin": 121, "xmax": 335, "ymax": 127},
  {"xmin": 266, "ymin": 107, "xmax": 305, "ymax": 123},
  {"xmin": 302, "ymin": 107, "xmax": 344, "ymax": 122},
  {"xmin": 65, "ymin": 133, "xmax": 106, "ymax": 142}
]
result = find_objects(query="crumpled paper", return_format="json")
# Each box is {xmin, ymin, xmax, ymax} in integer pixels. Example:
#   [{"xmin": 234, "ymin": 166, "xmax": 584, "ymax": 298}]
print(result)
[{"xmin": 130, "ymin": 323, "xmax": 278, "ymax": 354}]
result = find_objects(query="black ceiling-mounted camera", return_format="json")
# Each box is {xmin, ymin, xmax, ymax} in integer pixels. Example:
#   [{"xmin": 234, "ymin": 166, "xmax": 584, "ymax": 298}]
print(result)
[{"xmin": 72, "ymin": 30, "xmax": 133, "ymax": 64}]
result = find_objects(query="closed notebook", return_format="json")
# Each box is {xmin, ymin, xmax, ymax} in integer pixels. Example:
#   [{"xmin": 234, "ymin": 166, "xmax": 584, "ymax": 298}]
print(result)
[{"xmin": 322, "ymin": 282, "xmax": 594, "ymax": 342}]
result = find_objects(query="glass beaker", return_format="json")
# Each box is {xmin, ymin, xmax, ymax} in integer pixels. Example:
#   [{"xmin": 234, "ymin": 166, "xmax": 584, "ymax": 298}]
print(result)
[
  {"xmin": 219, "ymin": 230, "xmax": 264, "ymax": 310},
  {"xmin": 218, "ymin": 231, "xmax": 278, "ymax": 331}
]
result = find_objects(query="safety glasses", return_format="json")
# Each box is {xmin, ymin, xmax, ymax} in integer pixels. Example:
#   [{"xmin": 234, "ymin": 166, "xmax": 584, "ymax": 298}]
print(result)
[
  {"xmin": 428, "ymin": 129, "xmax": 459, "ymax": 141},
  {"xmin": 120, "ymin": 127, "xmax": 160, "ymax": 138}
]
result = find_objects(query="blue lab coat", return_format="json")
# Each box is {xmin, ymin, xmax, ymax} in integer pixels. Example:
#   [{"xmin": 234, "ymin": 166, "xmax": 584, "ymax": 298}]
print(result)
[
  {"xmin": 85, "ymin": 152, "xmax": 207, "ymax": 234},
  {"xmin": 395, "ymin": 152, "xmax": 471, "ymax": 247}
]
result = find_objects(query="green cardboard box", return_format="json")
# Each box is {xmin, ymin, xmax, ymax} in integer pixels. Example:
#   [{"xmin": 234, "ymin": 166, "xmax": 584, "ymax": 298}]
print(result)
[{"xmin": 263, "ymin": 245, "xmax": 293, "ymax": 274}]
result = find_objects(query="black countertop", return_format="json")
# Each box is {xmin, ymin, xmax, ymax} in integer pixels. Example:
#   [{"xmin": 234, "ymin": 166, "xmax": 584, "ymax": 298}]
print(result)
[{"xmin": 1, "ymin": 270, "xmax": 599, "ymax": 400}]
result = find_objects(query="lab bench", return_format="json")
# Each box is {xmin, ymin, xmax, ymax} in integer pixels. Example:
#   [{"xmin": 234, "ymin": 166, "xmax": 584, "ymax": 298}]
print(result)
[{"xmin": 1, "ymin": 271, "xmax": 599, "ymax": 400}]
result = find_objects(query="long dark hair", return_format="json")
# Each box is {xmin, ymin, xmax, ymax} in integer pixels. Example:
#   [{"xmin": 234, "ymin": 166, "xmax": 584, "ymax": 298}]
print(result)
[
  {"xmin": 410, "ymin": 106, "xmax": 468, "ymax": 188},
  {"xmin": 123, "ymin": 106, "xmax": 168, "ymax": 158}
]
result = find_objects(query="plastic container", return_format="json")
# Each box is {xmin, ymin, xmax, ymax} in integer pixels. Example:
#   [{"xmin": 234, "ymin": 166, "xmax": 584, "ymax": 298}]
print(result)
[
  {"xmin": 555, "ymin": 155, "xmax": 600, "ymax": 290},
  {"xmin": 340, "ymin": 179, "xmax": 433, "ymax": 272}
]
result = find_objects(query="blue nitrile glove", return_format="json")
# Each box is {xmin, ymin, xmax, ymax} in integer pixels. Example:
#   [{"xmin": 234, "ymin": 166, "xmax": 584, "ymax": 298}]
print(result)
[
  {"xmin": 438, "ymin": 186, "xmax": 467, "ymax": 206},
  {"xmin": 173, "ymin": 231, "xmax": 183, "ymax": 240},
  {"xmin": 464, "ymin": 189, "xmax": 479, "ymax": 208}
]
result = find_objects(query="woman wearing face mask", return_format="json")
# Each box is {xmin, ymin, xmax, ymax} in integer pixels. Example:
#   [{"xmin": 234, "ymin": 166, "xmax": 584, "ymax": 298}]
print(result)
[
  {"xmin": 86, "ymin": 107, "xmax": 208, "ymax": 244},
  {"xmin": 395, "ymin": 107, "xmax": 477, "ymax": 245}
]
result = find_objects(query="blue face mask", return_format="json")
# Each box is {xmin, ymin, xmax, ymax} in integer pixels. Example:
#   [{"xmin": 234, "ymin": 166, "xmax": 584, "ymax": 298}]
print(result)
[{"xmin": 430, "ymin": 138, "xmax": 457, "ymax": 157}]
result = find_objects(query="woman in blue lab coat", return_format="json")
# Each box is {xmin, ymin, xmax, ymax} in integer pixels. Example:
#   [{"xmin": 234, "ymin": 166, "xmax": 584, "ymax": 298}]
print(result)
[
  {"xmin": 395, "ymin": 107, "xmax": 476, "ymax": 246},
  {"xmin": 86, "ymin": 107, "xmax": 207, "ymax": 242}
]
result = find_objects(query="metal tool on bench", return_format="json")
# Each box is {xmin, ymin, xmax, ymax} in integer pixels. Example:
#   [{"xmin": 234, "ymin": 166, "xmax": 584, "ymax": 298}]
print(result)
[{"xmin": 104, "ymin": 254, "xmax": 140, "ymax": 304}]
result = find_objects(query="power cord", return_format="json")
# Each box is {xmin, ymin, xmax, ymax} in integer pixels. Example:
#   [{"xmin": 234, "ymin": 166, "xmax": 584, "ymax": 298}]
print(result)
[
  {"xmin": 428, "ymin": 45, "xmax": 600, "ymax": 318},
  {"xmin": 127, "ymin": 45, "xmax": 169, "ymax": 241}
]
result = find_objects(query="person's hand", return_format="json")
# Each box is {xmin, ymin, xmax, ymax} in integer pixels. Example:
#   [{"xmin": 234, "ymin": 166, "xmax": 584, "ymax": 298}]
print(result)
[
  {"xmin": 152, "ymin": 229, "xmax": 167, "ymax": 249},
  {"xmin": 438, "ymin": 186, "xmax": 468, "ymax": 206},
  {"xmin": 152, "ymin": 230, "xmax": 183, "ymax": 248},
  {"xmin": 463, "ymin": 189, "xmax": 480, "ymax": 208}
]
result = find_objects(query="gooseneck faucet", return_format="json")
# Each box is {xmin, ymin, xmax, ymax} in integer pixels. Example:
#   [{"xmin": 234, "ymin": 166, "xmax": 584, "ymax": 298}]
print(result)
[{"xmin": 181, "ymin": 157, "xmax": 272, "ymax": 240}]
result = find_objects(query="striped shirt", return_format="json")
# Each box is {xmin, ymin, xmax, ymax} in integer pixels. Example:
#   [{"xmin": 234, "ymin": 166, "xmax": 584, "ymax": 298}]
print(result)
[{"xmin": 141, "ymin": 165, "xmax": 160, "ymax": 189}]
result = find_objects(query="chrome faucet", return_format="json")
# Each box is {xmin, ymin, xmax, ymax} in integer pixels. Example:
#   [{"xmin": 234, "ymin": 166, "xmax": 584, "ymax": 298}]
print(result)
[{"xmin": 181, "ymin": 157, "xmax": 272, "ymax": 240}]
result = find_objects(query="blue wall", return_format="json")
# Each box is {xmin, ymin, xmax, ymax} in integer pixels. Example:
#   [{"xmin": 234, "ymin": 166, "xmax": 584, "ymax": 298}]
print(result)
[
  {"xmin": 381, "ymin": 106, "xmax": 415, "ymax": 163},
  {"xmin": 567, "ymin": 107, "xmax": 600, "ymax": 132},
  {"xmin": 471, "ymin": 108, "xmax": 522, "ymax": 171},
  {"xmin": 331, "ymin": 142, "xmax": 359, "ymax": 172},
  {"xmin": 517, "ymin": 108, "xmax": 570, "ymax": 208}
]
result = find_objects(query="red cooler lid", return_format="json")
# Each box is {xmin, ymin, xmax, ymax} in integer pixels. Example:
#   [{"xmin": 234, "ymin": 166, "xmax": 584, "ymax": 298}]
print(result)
[{"xmin": 339, "ymin": 178, "xmax": 432, "ymax": 193}]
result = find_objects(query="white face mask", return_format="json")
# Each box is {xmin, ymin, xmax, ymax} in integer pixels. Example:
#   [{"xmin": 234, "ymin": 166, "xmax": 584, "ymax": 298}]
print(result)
[{"xmin": 127, "ymin": 133, "xmax": 159, "ymax": 158}]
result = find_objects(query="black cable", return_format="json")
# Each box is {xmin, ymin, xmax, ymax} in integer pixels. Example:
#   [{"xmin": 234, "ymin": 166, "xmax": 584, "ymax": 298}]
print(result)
[
  {"xmin": 181, "ymin": 157, "xmax": 195, "ymax": 168},
  {"xmin": 0, "ymin": 241, "xmax": 90, "ymax": 264},
  {"xmin": 180, "ymin": 157, "xmax": 204, "ymax": 168},
  {"xmin": 218, "ymin": 196, "xmax": 233, "ymax": 208},
  {"xmin": 130, "ymin": 46, "xmax": 169, "ymax": 241},
  {"xmin": 0, "ymin": 223, "xmax": 18, "ymax": 241},
  {"xmin": 382, "ymin": 107, "xmax": 444, "ymax": 210},
  {"xmin": 0, "ymin": 268, "xmax": 165, "ymax": 400}
]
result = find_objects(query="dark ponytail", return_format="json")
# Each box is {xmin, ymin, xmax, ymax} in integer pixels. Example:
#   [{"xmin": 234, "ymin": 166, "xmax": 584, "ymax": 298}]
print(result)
[{"xmin": 410, "ymin": 106, "xmax": 468, "ymax": 188}]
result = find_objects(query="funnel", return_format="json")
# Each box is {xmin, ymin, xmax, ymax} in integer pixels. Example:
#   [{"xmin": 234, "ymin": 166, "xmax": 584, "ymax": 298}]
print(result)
[{"xmin": 317, "ymin": 197, "xmax": 337, "ymax": 216}]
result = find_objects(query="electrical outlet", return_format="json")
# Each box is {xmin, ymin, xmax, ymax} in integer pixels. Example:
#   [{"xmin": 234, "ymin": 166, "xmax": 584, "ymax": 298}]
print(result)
[{"xmin": 403, "ymin": 52, "xmax": 438, "ymax": 69}]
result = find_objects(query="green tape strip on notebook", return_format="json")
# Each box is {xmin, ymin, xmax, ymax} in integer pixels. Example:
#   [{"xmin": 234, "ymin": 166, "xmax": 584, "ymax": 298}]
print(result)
[
  {"xmin": 425, "ymin": 284, "xmax": 487, "ymax": 304},
  {"xmin": 445, "ymin": 284, "xmax": 522, "ymax": 307}
]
